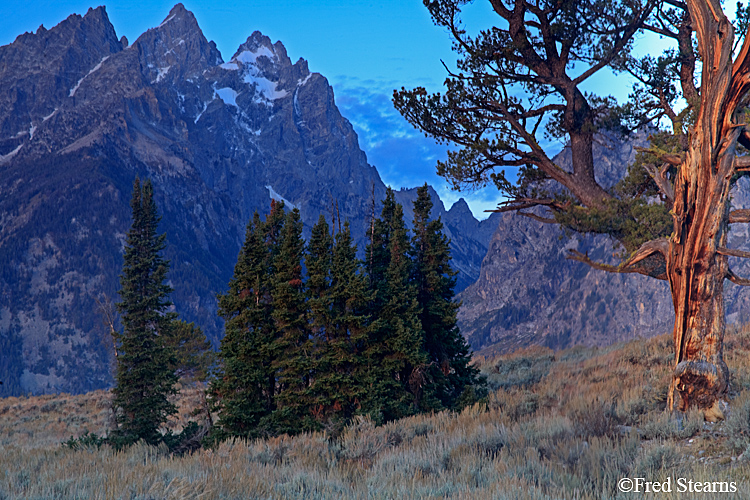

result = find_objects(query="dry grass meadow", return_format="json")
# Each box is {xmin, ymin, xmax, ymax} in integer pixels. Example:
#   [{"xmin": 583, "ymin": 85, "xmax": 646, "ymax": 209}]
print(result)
[{"xmin": 5, "ymin": 326, "xmax": 750, "ymax": 498}]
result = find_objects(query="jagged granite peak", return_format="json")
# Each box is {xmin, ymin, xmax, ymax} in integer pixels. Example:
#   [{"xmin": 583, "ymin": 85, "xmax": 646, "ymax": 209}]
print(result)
[
  {"xmin": 448, "ymin": 198, "xmax": 474, "ymax": 218},
  {"xmin": 12, "ymin": 3, "xmax": 224, "ymax": 163},
  {"xmin": 232, "ymin": 31, "xmax": 292, "ymax": 67},
  {"xmin": 209, "ymin": 32, "xmax": 309, "ymax": 112},
  {"xmin": 220, "ymin": 31, "xmax": 313, "ymax": 102},
  {"xmin": 0, "ymin": 5, "xmax": 498, "ymax": 396},
  {"xmin": 133, "ymin": 3, "xmax": 223, "ymax": 84},
  {"xmin": 0, "ymin": 5, "xmax": 122, "ymax": 159}
]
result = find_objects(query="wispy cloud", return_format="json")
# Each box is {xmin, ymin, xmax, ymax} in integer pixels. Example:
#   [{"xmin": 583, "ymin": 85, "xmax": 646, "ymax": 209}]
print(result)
[{"xmin": 331, "ymin": 77, "xmax": 505, "ymax": 219}]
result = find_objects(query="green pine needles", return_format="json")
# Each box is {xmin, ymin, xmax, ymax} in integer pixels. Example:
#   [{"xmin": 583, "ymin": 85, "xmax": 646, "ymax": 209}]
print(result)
[
  {"xmin": 111, "ymin": 178, "xmax": 178, "ymax": 447},
  {"xmin": 211, "ymin": 189, "xmax": 485, "ymax": 440},
  {"xmin": 411, "ymin": 185, "xmax": 483, "ymax": 412}
]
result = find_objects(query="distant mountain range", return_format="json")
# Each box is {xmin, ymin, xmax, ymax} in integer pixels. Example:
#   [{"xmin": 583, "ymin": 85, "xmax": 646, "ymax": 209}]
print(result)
[
  {"xmin": 0, "ymin": 4, "xmax": 499, "ymax": 396},
  {"xmin": 6, "ymin": 4, "xmax": 750, "ymax": 398}
]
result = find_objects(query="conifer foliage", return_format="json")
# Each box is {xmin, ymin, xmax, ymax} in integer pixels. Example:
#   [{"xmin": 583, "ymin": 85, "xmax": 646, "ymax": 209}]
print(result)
[
  {"xmin": 411, "ymin": 185, "xmax": 481, "ymax": 411},
  {"xmin": 269, "ymin": 208, "xmax": 311, "ymax": 433},
  {"xmin": 165, "ymin": 319, "xmax": 214, "ymax": 382},
  {"xmin": 211, "ymin": 208, "xmax": 279, "ymax": 439},
  {"xmin": 111, "ymin": 178, "xmax": 178, "ymax": 447},
  {"xmin": 363, "ymin": 188, "xmax": 426, "ymax": 421},
  {"xmin": 211, "ymin": 193, "xmax": 484, "ymax": 440},
  {"xmin": 309, "ymin": 218, "xmax": 371, "ymax": 430}
]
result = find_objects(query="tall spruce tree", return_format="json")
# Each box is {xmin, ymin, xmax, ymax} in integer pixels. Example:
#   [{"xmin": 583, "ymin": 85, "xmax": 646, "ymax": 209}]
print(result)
[
  {"xmin": 307, "ymin": 217, "xmax": 371, "ymax": 431},
  {"xmin": 212, "ymin": 211, "xmax": 275, "ymax": 439},
  {"xmin": 331, "ymin": 221, "xmax": 372, "ymax": 423},
  {"xmin": 305, "ymin": 215, "xmax": 337, "ymax": 427},
  {"xmin": 270, "ymin": 208, "xmax": 312, "ymax": 434},
  {"xmin": 212, "ymin": 201, "xmax": 290, "ymax": 439},
  {"xmin": 331, "ymin": 222, "xmax": 373, "ymax": 421},
  {"xmin": 364, "ymin": 188, "xmax": 426, "ymax": 421},
  {"xmin": 411, "ymin": 185, "xmax": 483, "ymax": 411},
  {"xmin": 112, "ymin": 178, "xmax": 177, "ymax": 447}
]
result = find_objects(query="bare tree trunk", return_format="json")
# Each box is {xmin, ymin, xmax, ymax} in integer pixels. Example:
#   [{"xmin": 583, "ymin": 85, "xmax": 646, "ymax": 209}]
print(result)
[
  {"xmin": 666, "ymin": 0, "xmax": 743, "ymax": 416},
  {"xmin": 666, "ymin": 146, "xmax": 732, "ymax": 416}
]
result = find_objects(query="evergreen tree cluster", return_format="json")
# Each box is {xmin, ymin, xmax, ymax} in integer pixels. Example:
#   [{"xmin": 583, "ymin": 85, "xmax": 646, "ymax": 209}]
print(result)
[
  {"xmin": 210, "ymin": 186, "xmax": 484, "ymax": 440},
  {"xmin": 107, "ymin": 178, "xmax": 481, "ymax": 449}
]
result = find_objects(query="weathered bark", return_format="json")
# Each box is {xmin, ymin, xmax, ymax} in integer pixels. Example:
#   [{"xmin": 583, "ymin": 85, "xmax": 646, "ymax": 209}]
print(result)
[
  {"xmin": 667, "ymin": 143, "xmax": 732, "ymax": 414},
  {"xmin": 664, "ymin": 0, "xmax": 749, "ymax": 416}
]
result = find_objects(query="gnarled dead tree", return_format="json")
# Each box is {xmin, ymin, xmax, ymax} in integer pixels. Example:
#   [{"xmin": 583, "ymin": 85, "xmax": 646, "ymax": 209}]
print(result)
[{"xmin": 395, "ymin": 0, "xmax": 750, "ymax": 417}]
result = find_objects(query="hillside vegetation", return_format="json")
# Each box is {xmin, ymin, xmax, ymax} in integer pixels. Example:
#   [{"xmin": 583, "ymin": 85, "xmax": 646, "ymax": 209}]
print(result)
[{"xmin": 5, "ymin": 326, "xmax": 750, "ymax": 498}]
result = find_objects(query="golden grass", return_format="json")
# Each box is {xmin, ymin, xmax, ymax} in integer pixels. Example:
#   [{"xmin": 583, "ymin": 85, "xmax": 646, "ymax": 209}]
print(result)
[
  {"xmin": 4, "ymin": 327, "xmax": 750, "ymax": 498},
  {"xmin": 0, "ymin": 383, "xmax": 207, "ymax": 451},
  {"xmin": 0, "ymin": 390, "xmax": 112, "ymax": 450}
]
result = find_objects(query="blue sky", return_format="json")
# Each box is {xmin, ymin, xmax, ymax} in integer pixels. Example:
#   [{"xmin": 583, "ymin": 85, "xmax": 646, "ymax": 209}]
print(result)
[{"xmin": 0, "ymin": 0, "xmax": 636, "ymax": 218}]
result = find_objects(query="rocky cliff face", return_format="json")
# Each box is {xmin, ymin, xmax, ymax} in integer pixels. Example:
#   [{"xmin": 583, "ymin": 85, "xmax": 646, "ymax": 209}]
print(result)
[
  {"xmin": 457, "ymin": 210, "xmax": 675, "ymax": 354},
  {"xmin": 457, "ymin": 133, "xmax": 750, "ymax": 355},
  {"xmin": 0, "ymin": 5, "xmax": 496, "ymax": 396}
]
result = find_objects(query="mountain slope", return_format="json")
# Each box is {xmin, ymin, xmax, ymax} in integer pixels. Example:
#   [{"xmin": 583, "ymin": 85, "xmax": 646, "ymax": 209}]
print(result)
[
  {"xmin": 458, "ymin": 133, "xmax": 750, "ymax": 354},
  {"xmin": 0, "ymin": 4, "xmax": 496, "ymax": 396}
]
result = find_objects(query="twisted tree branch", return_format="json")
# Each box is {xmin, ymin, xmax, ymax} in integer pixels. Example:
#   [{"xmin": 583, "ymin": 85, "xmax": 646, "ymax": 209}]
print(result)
[
  {"xmin": 726, "ymin": 269, "xmax": 750, "ymax": 285},
  {"xmin": 717, "ymin": 246, "xmax": 750, "ymax": 258},
  {"xmin": 729, "ymin": 209, "xmax": 750, "ymax": 223},
  {"xmin": 567, "ymin": 238, "xmax": 670, "ymax": 280},
  {"xmin": 643, "ymin": 162, "xmax": 676, "ymax": 202}
]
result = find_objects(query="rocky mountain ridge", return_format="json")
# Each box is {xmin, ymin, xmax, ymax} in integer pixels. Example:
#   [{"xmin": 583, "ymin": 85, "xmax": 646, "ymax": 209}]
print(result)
[
  {"xmin": 7, "ymin": 3, "xmax": 733, "ymax": 397},
  {"xmin": 0, "ymin": 4, "xmax": 498, "ymax": 396}
]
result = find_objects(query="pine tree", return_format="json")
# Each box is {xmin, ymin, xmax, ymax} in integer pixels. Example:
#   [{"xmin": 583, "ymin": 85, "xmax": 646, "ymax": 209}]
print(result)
[
  {"xmin": 307, "ymin": 217, "xmax": 370, "ymax": 431},
  {"xmin": 211, "ymin": 205, "xmax": 282, "ymax": 439},
  {"xmin": 269, "ymin": 208, "xmax": 312, "ymax": 434},
  {"xmin": 410, "ymin": 185, "xmax": 484, "ymax": 411},
  {"xmin": 363, "ymin": 188, "xmax": 426, "ymax": 422},
  {"xmin": 111, "ymin": 178, "xmax": 178, "ymax": 447}
]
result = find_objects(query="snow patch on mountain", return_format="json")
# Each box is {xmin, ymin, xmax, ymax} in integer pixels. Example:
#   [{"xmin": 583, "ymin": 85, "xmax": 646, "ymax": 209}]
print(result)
[
  {"xmin": 69, "ymin": 56, "xmax": 109, "ymax": 97},
  {"xmin": 154, "ymin": 66, "xmax": 171, "ymax": 83},
  {"xmin": 244, "ymin": 72, "xmax": 287, "ymax": 103},
  {"xmin": 194, "ymin": 101, "xmax": 208, "ymax": 123},
  {"xmin": 158, "ymin": 13, "xmax": 176, "ymax": 28},
  {"xmin": 235, "ymin": 46, "xmax": 276, "ymax": 65},
  {"xmin": 215, "ymin": 87, "xmax": 239, "ymax": 107},
  {"xmin": 265, "ymin": 185, "xmax": 297, "ymax": 209},
  {"xmin": 0, "ymin": 144, "xmax": 23, "ymax": 164}
]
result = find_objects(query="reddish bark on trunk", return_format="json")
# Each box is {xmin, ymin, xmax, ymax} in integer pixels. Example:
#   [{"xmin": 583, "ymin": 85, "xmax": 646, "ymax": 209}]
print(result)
[{"xmin": 665, "ymin": 0, "xmax": 750, "ymax": 416}]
